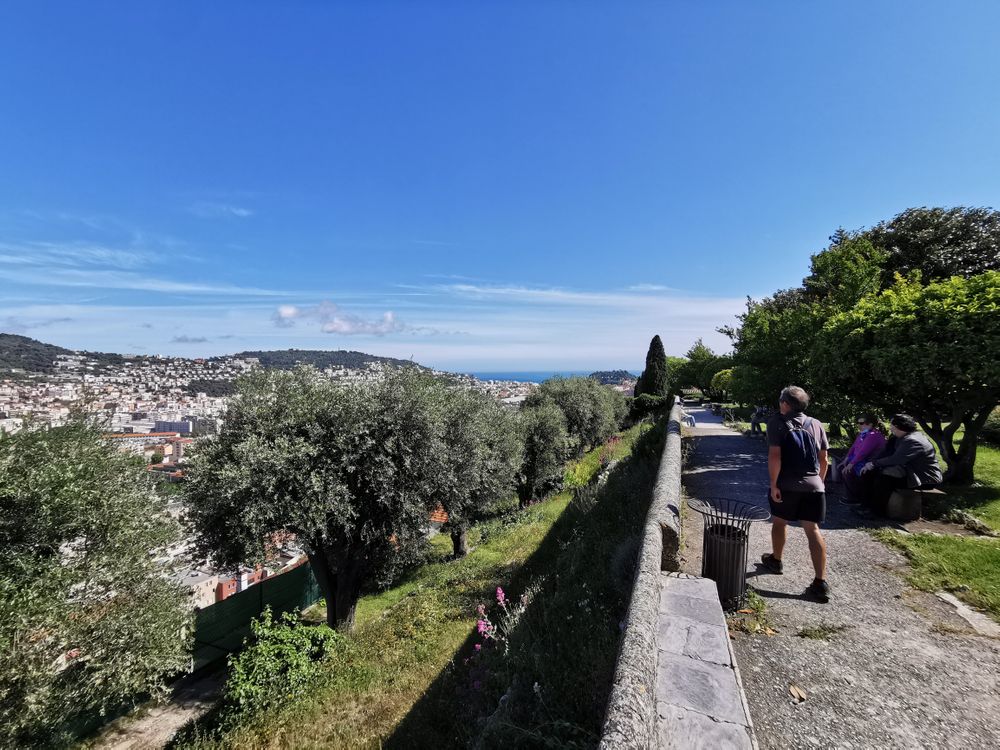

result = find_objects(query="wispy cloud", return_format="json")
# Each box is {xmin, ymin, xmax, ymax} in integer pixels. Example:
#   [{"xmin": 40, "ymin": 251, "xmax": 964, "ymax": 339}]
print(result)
[
  {"xmin": 170, "ymin": 335, "xmax": 209, "ymax": 344},
  {"xmin": 0, "ymin": 240, "xmax": 287, "ymax": 297},
  {"xmin": 188, "ymin": 201, "xmax": 254, "ymax": 219},
  {"xmin": 273, "ymin": 300, "xmax": 420, "ymax": 336},
  {"xmin": 0, "ymin": 315, "xmax": 74, "ymax": 335}
]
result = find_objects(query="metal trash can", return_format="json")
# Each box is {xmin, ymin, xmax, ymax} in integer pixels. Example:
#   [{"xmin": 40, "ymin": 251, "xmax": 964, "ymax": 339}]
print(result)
[{"xmin": 687, "ymin": 497, "xmax": 770, "ymax": 610}]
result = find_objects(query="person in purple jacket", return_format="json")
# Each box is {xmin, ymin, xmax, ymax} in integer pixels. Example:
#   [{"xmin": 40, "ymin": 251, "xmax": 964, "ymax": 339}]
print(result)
[{"xmin": 839, "ymin": 414, "xmax": 887, "ymax": 505}]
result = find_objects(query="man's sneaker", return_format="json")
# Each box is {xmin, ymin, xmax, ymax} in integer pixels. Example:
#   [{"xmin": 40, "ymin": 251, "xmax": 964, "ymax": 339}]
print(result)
[
  {"xmin": 806, "ymin": 579, "xmax": 831, "ymax": 603},
  {"xmin": 760, "ymin": 553, "xmax": 783, "ymax": 574}
]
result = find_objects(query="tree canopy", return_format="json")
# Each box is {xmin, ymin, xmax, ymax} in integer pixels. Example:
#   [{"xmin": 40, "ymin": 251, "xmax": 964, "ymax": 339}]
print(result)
[
  {"xmin": 524, "ymin": 376, "xmax": 625, "ymax": 457},
  {"xmin": 186, "ymin": 367, "xmax": 448, "ymax": 630},
  {"xmin": 725, "ymin": 206, "xmax": 1000, "ymax": 480},
  {"xmin": 634, "ymin": 335, "xmax": 669, "ymax": 398},
  {"xmin": 0, "ymin": 421, "xmax": 190, "ymax": 745},
  {"xmin": 814, "ymin": 272, "xmax": 999, "ymax": 483},
  {"xmin": 436, "ymin": 388, "xmax": 522, "ymax": 556}
]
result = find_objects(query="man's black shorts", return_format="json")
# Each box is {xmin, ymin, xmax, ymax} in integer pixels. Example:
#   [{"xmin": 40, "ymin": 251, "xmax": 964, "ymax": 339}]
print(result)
[{"xmin": 769, "ymin": 489, "xmax": 826, "ymax": 524}]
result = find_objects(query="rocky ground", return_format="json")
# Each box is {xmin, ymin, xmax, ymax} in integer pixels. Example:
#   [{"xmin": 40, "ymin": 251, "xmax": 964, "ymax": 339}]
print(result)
[{"xmin": 680, "ymin": 406, "xmax": 1000, "ymax": 750}]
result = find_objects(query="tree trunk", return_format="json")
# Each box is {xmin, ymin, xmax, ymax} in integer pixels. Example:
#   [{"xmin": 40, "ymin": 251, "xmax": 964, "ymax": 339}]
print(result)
[
  {"xmin": 306, "ymin": 546, "xmax": 363, "ymax": 631},
  {"xmin": 517, "ymin": 482, "xmax": 533, "ymax": 509},
  {"xmin": 450, "ymin": 526, "xmax": 469, "ymax": 558},
  {"xmin": 923, "ymin": 407, "xmax": 992, "ymax": 486},
  {"xmin": 333, "ymin": 561, "xmax": 361, "ymax": 631}
]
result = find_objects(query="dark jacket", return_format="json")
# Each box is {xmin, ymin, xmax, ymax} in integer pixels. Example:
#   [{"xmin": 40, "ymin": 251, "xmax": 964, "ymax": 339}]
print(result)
[{"xmin": 873, "ymin": 431, "xmax": 943, "ymax": 488}]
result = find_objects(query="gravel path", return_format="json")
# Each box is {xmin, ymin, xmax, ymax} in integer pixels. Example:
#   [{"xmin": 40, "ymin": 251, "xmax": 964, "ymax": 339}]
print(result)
[{"xmin": 679, "ymin": 406, "xmax": 1000, "ymax": 750}]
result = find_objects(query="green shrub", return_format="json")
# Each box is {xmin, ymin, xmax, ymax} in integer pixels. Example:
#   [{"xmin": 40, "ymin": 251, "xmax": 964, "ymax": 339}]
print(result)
[
  {"xmin": 982, "ymin": 408, "xmax": 1000, "ymax": 446},
  {"xmin": 224, "ymin": 608, "xmax": 341, "ymax": 715}
]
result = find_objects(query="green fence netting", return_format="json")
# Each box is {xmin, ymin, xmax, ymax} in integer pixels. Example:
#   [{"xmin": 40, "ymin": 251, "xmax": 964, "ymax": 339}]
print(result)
[{"xmin": 191, "ymin": 562, "xmax": 322, "ymax": 671}]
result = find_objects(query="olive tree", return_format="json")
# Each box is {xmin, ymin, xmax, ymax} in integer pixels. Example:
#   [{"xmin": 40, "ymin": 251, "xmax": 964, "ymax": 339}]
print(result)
[
  {"xmin": 516, "ymin": 402, "xmax": 569, "ymax": 508},
  {"xmin": 437, "ymin": 388, "xmax": 522, "ymax": 557},
  {"xmin": 186, "ymin": 367, "xmax": 446, "ymax": 630},
  {"xmin": 0, "ymin": 421, "xmax": 190, "ymax": 746},
  {"xmin": 524, "ymin": 377, "xmax": 624, "ymax": 457}
]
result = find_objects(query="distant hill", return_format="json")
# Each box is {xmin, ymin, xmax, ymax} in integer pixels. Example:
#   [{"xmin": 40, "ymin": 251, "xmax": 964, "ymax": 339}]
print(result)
[
  {"xmin": 0, "ymin": 334, "xmax": 427, "ymax": 377},
  {"xmin": 0, "ymin": 333, "xmax": 136, "ymax": 374},
  {"xmin": 589, "ymin": 370, "xmax": 637, "ymax": 385},
  {"xmin": 228, "ymin": 349, "xmax": 424, "ymax": 371},
  {"xmin": 0, "ymin": 333, "xmax": 72, "ymax": 373}
]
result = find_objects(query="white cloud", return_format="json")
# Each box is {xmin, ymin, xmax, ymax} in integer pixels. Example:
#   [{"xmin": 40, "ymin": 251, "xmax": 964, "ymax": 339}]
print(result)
[
  {"xmin": 188, "ymin": 202, "xmax": 254, "ymax": 218},
  {"xmin": 272, "ymin": 300, "xmax": 411, "ymax": 336}
]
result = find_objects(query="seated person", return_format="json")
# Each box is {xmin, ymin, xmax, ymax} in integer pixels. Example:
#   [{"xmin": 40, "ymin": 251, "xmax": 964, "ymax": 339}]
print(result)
[
  {"xmin": 839, "ymin": 414, "xmax": 887, "ymax": 504},
  {"xmin": 749, "ymin": 405, "xmax": 766, "ymax": 434},
  {"xmin": 859, "ymin": 414, "xmax": 942, "ymax": 515}
]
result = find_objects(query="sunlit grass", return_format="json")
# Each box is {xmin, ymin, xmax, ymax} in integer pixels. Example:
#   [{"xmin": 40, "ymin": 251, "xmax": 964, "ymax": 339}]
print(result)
[
  {"xmin": 172, "ymin": 422, "xmax": 653, "ymax": 749},
  {"xmin": 873, "ymin": 529, "xmax": 1000, "ymax": 621}
]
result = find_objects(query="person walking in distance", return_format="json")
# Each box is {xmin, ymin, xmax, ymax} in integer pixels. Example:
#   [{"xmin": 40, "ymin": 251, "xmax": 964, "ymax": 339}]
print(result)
[{"xmin": 760, "ymin": 386, "xmax": 831, "ymax": 602}]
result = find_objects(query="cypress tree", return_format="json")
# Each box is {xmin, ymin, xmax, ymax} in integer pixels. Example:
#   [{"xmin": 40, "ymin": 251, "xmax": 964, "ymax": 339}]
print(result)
[{"xmin": 636, "ymin": 335, "xmax": 669, "ymax": 397}]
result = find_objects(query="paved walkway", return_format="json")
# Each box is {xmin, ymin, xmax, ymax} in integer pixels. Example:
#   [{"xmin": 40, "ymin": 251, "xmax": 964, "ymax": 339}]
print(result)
[{"xmin": 679, "ymin": 406, "xmax": 1000, "ymax": 750}]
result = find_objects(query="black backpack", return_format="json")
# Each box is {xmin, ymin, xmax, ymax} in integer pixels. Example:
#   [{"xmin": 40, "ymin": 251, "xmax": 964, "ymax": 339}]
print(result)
[{"xmin": 781, "ymin": 417, "xmax": 820, "ymax": 476}]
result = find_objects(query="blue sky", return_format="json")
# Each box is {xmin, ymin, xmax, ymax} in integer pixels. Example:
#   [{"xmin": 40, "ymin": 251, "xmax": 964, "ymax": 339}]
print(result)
[{"xmin": 1, "ymin": 2, "xmax": 998, "ymax": 370}]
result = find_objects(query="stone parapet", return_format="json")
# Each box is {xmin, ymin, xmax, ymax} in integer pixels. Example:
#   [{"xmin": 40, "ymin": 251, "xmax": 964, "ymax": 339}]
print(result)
[{"xmin": 599, "ymin": 406, "xmax": 683, "ymax": 750}]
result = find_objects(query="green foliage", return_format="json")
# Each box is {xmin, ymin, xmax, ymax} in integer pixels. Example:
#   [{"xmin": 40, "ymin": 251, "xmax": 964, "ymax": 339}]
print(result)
[
  {"xmin": 186, "ymin": 366, "xmax": 452, "ymax": 629},
  {"xmin": 983, "ymin": 408, "xmax": 1000, "ymax": 446},
  {"xmin": 184, "ymin": 379, "xmax": 237, "ymax": 397},
  {"xmin": 634, "ymin": 335, "xmax": 669, "ymax": 398},
  {"xmin": 710, "ymin": 368, "xmax": 733, "ymax": 400},
  {"xmin": 724, "ymin": 212, "xmax": 1000, "ymax": 449},
  {"xmin": 227, "ymin": 348, "xmax": 421, "ymax": 371},
  {"xmin": 0, "ymin": 332, "xmax": 72, "ymax": 373},
  {"xmin": 524, "ymin": 376, "xmax": 625, "ymax": 457},
  {"xmin": 0, "ymin": 421, "xmax": 190, "ymax": 747},
  {"xmin": 517, "ymin": 401, "xmax": 569, "ymax": 506},
  {"xmin": 629, "ymin": 393, "xmax": 668, "ymax": 422},
  {"xmin": 864, "ymin": 206, "xmax": 1000, "ymax": 284},
  {"xmin": 471, "ymin": 421, "xmax": 667, "ymax": 747},
  {"xmin": 814, "ymin": 272, "xmax": 1000, "ymax": 482},
  {"xmin": 588, "ymin": 369, "xmax": 636, "ymax": 386},
  {"xmin": 224, "ymin": 608, "xmax": 341, "ymax": 716},
  {"xmin": 171, "ymin": 424, "xmax": 653, "ymax": 749},
  {"xmin": 672, "ymin": 340, "xmax": 732, "ymax": 400},
  {"xmin": 437, "ymin": 388, "xmax": 522, "ymax": 554}
]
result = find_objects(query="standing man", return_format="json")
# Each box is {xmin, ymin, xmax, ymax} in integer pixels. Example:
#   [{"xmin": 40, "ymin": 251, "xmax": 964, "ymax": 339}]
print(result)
[{"xmin": 760, "ymin": 386, "xmax": 831, "ymax": 602}]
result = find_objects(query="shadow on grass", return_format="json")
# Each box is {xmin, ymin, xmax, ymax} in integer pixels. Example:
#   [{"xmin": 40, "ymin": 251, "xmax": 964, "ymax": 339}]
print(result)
[{"xmin": 386, "ymin": 421, "xmax": 668, "ymax": 749}]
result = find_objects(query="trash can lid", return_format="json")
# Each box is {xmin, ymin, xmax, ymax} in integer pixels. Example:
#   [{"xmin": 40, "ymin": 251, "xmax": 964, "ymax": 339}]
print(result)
[{"xmin": 686, "ymin": 496, "xmax": 771, "ymax": 522}]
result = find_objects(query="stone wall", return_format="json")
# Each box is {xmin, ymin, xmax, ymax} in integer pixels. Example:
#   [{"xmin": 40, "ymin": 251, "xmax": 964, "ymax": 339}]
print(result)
[{"xmin": 599, "ymin": 405, "xmax": 683, "ymax": 750}]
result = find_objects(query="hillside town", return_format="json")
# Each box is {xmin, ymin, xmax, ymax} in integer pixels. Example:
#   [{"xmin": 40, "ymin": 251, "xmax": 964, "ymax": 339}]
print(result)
[{"xmin": 0, "ymin": 344, "xmax": 545, "ymax": 614}]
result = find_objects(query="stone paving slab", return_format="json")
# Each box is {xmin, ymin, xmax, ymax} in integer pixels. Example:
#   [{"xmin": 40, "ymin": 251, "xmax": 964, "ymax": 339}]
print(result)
[
  {"xmin": 656, "ymin": 572, "xmax": 757, "ymax": 748},
  {"xmin": 655, "ymin": 703, "xmax": 754, "ymax": 750}
]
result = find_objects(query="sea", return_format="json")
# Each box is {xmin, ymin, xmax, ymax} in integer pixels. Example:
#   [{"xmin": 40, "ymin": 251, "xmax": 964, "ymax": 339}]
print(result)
[{"xmin": 468, "ymin": 370, "xmax": 603, "ymax": 383}]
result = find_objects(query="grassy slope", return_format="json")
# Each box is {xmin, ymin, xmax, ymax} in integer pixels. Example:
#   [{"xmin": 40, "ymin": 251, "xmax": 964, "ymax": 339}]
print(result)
[
  {"xmin": 174, "ymin": 421, "xmax": 657, "ymax": 749},
  {"xmin": 874, "ymin": 442, "xmax": 1000, "ymax": 622}
]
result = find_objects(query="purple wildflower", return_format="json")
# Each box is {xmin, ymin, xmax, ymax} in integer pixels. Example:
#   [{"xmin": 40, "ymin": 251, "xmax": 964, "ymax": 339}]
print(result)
[{"xmin": 496, "ymin": 587, "xmax": 506, "ymax": 605}]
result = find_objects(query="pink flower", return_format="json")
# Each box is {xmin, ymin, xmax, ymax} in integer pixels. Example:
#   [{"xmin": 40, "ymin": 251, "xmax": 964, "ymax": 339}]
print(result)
[
  {"xmin": 496, "ymin": 587, "xmax": 506, "ymax": 605},
  {"xmin": 476, "ymin": 603, "xmax": 486, "ymax": 616},
  {"xmin": 477, "ymin": 619, "xmax": 488, "ymax": 635},
  {"xmin": 474, "ymin": 643, "xmax": 481, "ymax": 652}
]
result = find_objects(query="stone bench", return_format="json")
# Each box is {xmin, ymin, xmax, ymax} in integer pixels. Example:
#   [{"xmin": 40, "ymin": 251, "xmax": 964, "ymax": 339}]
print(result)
[
  {"xmin": 886, "ymin": 487, "xmax": 947, "ymax": 522},
  {"xmin": 656, "ymin": 572, "xmax": 757, "ymax": 749}
]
